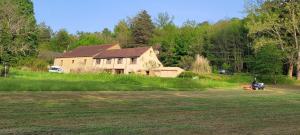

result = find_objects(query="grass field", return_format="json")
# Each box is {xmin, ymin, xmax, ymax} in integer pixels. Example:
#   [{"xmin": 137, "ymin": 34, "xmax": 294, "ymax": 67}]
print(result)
[
  {"xmin": 0, "ymin": 86, "xmax": 299, "ymax": 135},
  {"xmin": 0, "ymin": 70, "xmax": 299, "ymax": 134},
  {"xmin": 0, "ymin": 69, "xmax": 253, "ymax": 91}
]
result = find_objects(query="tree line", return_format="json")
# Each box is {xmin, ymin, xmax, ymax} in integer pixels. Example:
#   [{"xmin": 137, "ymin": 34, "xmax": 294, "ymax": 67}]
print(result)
[{"xmin": 0, "ymin": 0, "xmax": 299, "ymax": 82}]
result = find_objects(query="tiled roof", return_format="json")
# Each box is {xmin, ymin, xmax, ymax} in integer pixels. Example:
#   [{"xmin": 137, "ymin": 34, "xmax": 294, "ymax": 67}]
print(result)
[
  {"xmin": 57, "ymin": 44, "xmax": 116, "ymax": 58},
  {"xmin": 94, "ymin": 47, "xmax": 151, "ymax": 59}
]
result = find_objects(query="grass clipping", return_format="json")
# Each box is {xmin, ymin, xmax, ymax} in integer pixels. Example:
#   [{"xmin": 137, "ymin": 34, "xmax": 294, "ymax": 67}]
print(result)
[{"xmin": 192, "ymin": 55, "xmax": 212, "ymax": 75}]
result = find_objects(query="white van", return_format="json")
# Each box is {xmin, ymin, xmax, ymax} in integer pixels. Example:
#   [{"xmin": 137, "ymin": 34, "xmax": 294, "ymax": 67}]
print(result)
[{"xmin": 48, "ymin": 66, "xmax": 64, "ymax": 73}]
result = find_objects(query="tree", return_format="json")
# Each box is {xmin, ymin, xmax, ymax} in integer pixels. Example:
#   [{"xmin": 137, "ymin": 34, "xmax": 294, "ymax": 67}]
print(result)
[
  {"xmin": 69, "ymin": 32, "xmax": 106, "ymax": 49},
  {"xmin": 252, "ymin": 45, "xmax": 283, "ymax": 84},
  {"xmin": 51, "ymin": 29, "xmax": 72, "ymax": 52},
  {"xmin": 102, "ymin": 28, "xmax": 112, "ymax": 37},
  {"xmin": 283, "ymin": 0, "xmax": 300, "ymax": 80},
  {"xmin": 246, "ymin": 0, "xmax": 300, "ymax": 79},
  {"xmin": 206, "ymin": 19, "xmax": 249, "ymax": 72},
  {"xmin": 0, "ymin": 0, "xmax": 37, "ymax": 76},
  {"xmin": 114, "ymin": 20, "xmax": 132, "ymax": 47},
  {"xmin": 151, "ymin": 24, "xmax": 179, "ymax": 66},
  {"xmin": 37, "ymin": 22, "xmax": 52, "ymax": 44},
  {"xmin": 131, "ymin": 10, "xmax": 155, "ymax": 45},
  {"xmin": 101, "ymin": 28, "xmax": 114, "ymax": 43},
  {"xmin": 151, "ymin": 21, "xmax": 208, "ymax": 68},
  {"xmin": 155, "ymin": 12, "xmax": 174, "ymax": 28}
]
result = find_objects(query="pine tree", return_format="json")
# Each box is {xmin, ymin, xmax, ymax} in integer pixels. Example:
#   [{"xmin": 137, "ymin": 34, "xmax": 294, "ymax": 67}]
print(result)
[{"xmin": 131, "ymin": 10, "xmax": 155, "ymax": 45}]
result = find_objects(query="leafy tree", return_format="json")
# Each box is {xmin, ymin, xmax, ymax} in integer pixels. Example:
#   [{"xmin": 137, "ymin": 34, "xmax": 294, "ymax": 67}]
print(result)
[
  {"xmin": 37, "ymin": 22, "xmax": 52, "ymax": 44},
  {"xmin": 51, "ymin": 29, "xmax": 73, "ymax": 52},
  {"xmin": 0, "ymin": 0, "xmax": 37, "ymax": 75},
  {"xmin": 101, "ymin": 28, "xmax": 114, "ymax": 44},
  {"xmin": 36, "ymin": 22, "xmax": 53, "ymax": 52},
  {"xmin": 206, "ymin": 19, "xmax": 249, "ymax": 72},
  {"xmin": 131, "ymin": 10, "xmax": 155, "ymax": 45},
  {"xmin": 102, "ymin": 28, "xmax": 112, "ymax": 37},
  {"xmin": 283, "ymin": 0, "xmax": 300, "ymax": 80},
  {"xmin": 252, "ymin": 45, "xmax": 283, "ymax": 84},
  {"xmin": 151, "ymin": 24, "xmax": 179, "ymax": 66},
  {"xmin": 114, "ymin": 20, "xmax": 132, "ymax": 47},
  {"xmin": 246, "ymin": 0, "xmax": 300, "ymax": 79},
  {"xmin": 155, "ymin": 12, "xmax": 174, "ymax": 28},
  {"xmin": 151, "ymin": 21, "xmax": 208, "ymax": 68},
  {"xmin": 70, "ymin": 32, "xmax": 106, "ymax": 49}
]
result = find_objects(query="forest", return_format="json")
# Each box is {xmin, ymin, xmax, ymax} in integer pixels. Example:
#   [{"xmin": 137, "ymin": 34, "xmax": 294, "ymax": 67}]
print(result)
[{"xmin": 0, "ymin": 0, "xmax": 300, "ymax": 83}]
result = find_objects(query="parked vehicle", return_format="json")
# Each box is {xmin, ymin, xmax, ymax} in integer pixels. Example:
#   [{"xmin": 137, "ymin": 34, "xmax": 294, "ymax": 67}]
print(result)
[
  {"xmin": 48, "ymin": 66, "xmax": 64, "ymax": 73},
  {"xmin": 218, "ymin": 69, "xmax": 234, "ymax": 75},
  {"xmin": 251, "ymin": 78, "xmax": 265, "ymax": 90},
  {"xmin": 219, "ymin": 69, "xmax": 226, "ymax": 74}
]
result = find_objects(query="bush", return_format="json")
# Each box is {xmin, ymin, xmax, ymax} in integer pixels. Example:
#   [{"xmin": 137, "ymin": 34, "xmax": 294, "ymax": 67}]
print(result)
[
  {"xmin": 192, "ymin": 55, "xmax": 212, "ymax": 75},
  {"xmin": 17, "ymin": 58, "xmax": 49, "ymax": 71},
  {"xmin": 178, "ymin": 71, "xmax": 199, "ymax": 78}
]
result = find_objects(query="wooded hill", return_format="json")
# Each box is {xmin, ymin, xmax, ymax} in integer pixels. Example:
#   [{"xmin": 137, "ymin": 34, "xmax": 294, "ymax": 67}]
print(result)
[{"xmin": 0, "ymin": 0, "xmax": 299, "ymax": 83}]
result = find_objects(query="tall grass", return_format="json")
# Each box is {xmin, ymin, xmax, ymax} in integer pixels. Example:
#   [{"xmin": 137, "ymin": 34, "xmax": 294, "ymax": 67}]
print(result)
[
  {"xmin": 0, "ymin": 69, "xmax": 245, "ymax": 91},
  {"xmin": 192, "ymin": 55, "xmax": 212, "ymax": 74}
]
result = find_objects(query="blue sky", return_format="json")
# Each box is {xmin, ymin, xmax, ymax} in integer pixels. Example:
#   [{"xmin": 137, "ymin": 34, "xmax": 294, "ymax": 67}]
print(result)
[{"xmin": 33, "ymin": 0, "xmax": 246, "ymax": 34}]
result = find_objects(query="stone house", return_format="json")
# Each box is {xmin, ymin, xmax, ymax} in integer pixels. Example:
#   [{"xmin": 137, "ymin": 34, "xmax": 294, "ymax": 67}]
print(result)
[{"xmin": 54, "ymin": 43, "xmax": 183, "ymax": 77}]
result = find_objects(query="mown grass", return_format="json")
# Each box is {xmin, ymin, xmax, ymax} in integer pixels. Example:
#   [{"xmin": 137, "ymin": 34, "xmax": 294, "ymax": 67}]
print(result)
[
  {"xmin": 0, "ymin": 69, "xmax": 252, "ymax": 91},
  {"xmin": 0, "ymin": 87, "xmax": 299, "ymax": 134}
]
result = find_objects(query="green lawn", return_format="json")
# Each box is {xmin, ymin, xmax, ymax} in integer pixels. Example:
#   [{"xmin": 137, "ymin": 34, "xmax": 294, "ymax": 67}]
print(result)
[
  {"xmin": 0, "ymin": 70, "xmax": 299, "ymax": 134},
  {"xmin": 0, "ymin": 86, "xmax": 299, "ymax": 135},
  {"xmin": 0, "ymin": 69, "xmax": 253, "ymax": 91}
]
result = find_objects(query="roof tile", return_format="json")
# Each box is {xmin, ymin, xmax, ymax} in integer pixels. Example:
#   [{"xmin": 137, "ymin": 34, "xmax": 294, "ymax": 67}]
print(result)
[
  {"xmin": 94, "ymin": 47, "xmax": 150, "ymax": 59},
  {"xmin": 57, "ymin": 44, "xmax": 116, "ymax": 58}
]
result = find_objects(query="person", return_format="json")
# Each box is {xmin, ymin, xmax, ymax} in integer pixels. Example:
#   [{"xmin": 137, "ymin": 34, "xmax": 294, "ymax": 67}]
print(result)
[
  {"xmin": 252, "ymin": 78, "xmax": 257, "ymax": 85},
  {"xmin": 252, "ymin": 77, "xmax": 258, "ymax": 90}
]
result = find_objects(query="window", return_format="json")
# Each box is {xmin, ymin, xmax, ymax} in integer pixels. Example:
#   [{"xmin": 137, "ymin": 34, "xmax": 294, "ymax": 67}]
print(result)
[
  {"xmin": 130, "ymin": 58, "xmax": 137, "ymax": 64},
  {"xmin": 72, "ymin": 60, "xmax": 75, "ymax": 64},
  {"xmin": 60, "ymin": 60, "xmax": 63, "ymax": 66},
  {"xmin": 117, "ymin": 58, "xmax": 123, "ymax": 64},
  {"xmin": 96, "ymin": 59, "xmax": 101, "ymax": 65},
  {"xmin": 84, "ymin": 59, "xmax": 87, "ymax": 65},
  {"xmin": 106, "ymin": 59, "xmax": 112, "ymax": 64}
]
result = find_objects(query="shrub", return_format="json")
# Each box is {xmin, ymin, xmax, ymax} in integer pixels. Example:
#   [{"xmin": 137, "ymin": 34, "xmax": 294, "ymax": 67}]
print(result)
[
  {"xmin": 192, "ymin": 55, "xmax": 212, "ymax": 75},
  {"xmin": 178, "ymin": 71, "xmax": 198, "ymax": 78},
  {"xmin": 17, "ymin": 58, "xmax": 49, "ymax": 71}
]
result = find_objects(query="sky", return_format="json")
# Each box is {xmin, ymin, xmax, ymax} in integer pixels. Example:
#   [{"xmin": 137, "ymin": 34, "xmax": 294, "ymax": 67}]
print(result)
[{"xmin": 33, "ymin": 0, "xmax": 246, "ymax": 34}]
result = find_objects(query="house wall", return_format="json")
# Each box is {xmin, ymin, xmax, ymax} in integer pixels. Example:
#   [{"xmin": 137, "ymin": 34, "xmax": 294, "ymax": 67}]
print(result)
[
  {"xmin": 150, "ymin": 70, "xmax": 183, "ymax": 78},
  {"xmin": 53, "ymin": 57, "xmax": 94, "ymax": 73},
  {"xmin": 53, "ymin": 44, "xmax": 121, "ymax": 73},
  {"xmin": 93, "ymin": 48, "xmax": 163, "ymax": 74},
  {"xmin": 53, "ymin": 47, "xmax": 165, "ymax": 75},
  {"xmin": 150, "ymin": 67, "xmax": 184, "ymax": 78}
]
